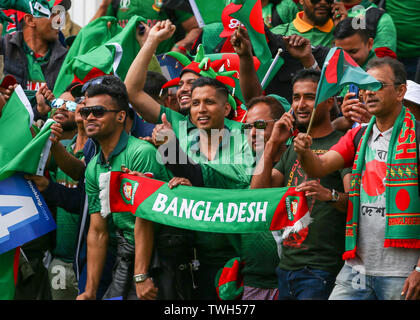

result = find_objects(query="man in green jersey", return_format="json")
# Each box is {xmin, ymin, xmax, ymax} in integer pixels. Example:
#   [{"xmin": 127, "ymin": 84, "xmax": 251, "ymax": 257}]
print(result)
[
  {"xmin": 271, "ymin": 0, "xmax": 336, "ymax": 47},
  {"xmin": 75, "ymin": 75, "xmax": 171, "ymax": 300},
  {"xmin": 251, "ymin": 69, "xmax": 351, "ymax": 300},
  {"xmin": 93, "ymin": 0, "xmax": 201, "ymax": 55}
]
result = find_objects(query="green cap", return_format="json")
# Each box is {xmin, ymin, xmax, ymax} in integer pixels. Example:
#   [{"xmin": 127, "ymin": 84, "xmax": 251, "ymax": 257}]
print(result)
[
  {"xmin": 0, "ymin": 0, "xmax": 52, "ymax": 18},
  {"xmin": 267, "ymin": 94, "xmax": 291, "ymax": 113}
]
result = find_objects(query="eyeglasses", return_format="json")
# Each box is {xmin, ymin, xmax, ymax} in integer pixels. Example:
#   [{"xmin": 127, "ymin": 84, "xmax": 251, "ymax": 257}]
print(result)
[
  {"xmin": 81, "ymin": 77, "xmax": 107, "ymax": 95},
  {"xmin": 242, "ymin": 119, "xmax": 278, "ymax": 130},
  {"xmin": 378, "ymin": 81, "xmax": 402, "ymax": 90},
  {"xmin": 310, "ymin": 0, "xmax": 334, "ymax": 4},
  {"xmin": 51, "ymin": 98, "xmax": 77, "ymax": 112},
  {"xmin": 79, "ymin": 105, "xmax": 120, "ymax": 119}
]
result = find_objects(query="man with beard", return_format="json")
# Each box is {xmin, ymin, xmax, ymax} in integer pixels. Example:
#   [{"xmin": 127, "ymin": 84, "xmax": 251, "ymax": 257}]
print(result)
[
  {"xmin": 271, "ymin": 0, "xmax": 336, "ymax": 47},
  {"xmin": 250, "ymin": 69, "xmax": 351, "ymax": 300}
]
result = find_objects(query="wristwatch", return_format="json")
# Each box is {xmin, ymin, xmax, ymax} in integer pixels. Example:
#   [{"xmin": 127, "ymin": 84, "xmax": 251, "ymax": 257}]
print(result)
[
  {"xmin": 414, "ymin": 266, "xmax": 420, "ymax": 273},
  {"xmin": 133, "ymin": 273, "xmax": 149, "ymax": 283},
  {"xmin": 327, "ymin": 189, "xmax": 340, "ymax": 203}
]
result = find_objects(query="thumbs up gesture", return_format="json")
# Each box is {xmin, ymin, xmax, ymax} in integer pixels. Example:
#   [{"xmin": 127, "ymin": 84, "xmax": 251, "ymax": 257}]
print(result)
[{"xmin": 151, "ymin": 113, "xmax": 175, "ymax": 147}]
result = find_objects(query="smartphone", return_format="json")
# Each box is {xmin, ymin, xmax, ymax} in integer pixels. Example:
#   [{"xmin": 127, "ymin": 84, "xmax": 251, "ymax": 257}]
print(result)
[
  {"xmin": 138, "ymin": 24, "xmax": 146, "ymax": 36},
  {"xmin": 348, "ymin": 84, "xmax": 359, "ymax": 100}
]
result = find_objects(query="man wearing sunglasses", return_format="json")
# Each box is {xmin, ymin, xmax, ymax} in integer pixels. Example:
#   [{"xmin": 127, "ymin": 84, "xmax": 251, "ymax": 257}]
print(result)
[
  {"xmin": 294, "ymin": 58, "xmax": 420, "ymax": 301},
  {"xmin": 271, "ymin": 0, "xmax": 337, "ymax": 47},
  {"xmin": 75, "ymin": 75, "xmax": 171, "ymax": 301},
  {"xmin": 251, "ymin": 69, "xmax": 351, "ymax": 300}
]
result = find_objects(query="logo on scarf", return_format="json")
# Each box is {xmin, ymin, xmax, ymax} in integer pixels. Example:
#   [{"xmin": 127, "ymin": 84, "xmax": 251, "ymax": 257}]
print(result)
[
  {"xmin": 285, "ymin": 196, "xmax": 299, "ymax": 221},
  {"xmin": 120, "ymin": 178, "xmax": 139, "ymax": 205},
  {"xmin": 119, "ymin": 0, "xmax": 131, "ymax": 11}
]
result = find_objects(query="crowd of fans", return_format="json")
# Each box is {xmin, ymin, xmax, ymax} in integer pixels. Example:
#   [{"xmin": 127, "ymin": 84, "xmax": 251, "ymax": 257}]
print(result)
[{"xmin": 0, "ymin": 0, "xmax": 419, "ymax": 301}]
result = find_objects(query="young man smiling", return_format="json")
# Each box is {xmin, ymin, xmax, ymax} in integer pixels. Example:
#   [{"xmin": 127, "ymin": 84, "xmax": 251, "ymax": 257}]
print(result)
[{"xmin": 75, "ymin": 75, "xmax": 171, "ymax": 300}]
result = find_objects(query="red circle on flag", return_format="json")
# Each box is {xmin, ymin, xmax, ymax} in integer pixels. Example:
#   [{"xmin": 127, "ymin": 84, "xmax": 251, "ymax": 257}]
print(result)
[
  {"xmin": 362, "ymin": 160, "xmax": 387, "ymax": 197},
  {"xmin": 395, "ymin": 189, "xmax": 410, "ymax": 212}
]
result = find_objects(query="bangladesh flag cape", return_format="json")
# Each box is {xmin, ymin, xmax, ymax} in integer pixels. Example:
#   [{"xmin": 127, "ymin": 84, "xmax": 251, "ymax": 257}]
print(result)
[
  {"xmin": 344, "ymin": 107, "xmax": 420, "ymax": 259},
  {"xmin": 99, "ymin": 172, "xmax": 312, "ymax": 237},
  {"xmin": 53, "ymin": 16, "xmax": 123, "ymax": 97},
  {"xmin": 314, "ymin": 47, "xmax": 382, "ymax": 108}
]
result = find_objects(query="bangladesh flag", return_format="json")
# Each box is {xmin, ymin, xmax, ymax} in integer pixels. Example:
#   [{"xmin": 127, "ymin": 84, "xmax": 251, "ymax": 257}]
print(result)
[
  {"xmin": 56, "ymin": 15, "xmax": 151, "ymax": 93},
  {"xmin": 99, "ymin": 172, "xmax": 312, "ymax": 237},
  {"xmin": 314, "ymin": 47, "xmax": 382, "ymax": 108},
  {"xmin": 230, "ymin": 0, "xmax": 284, "ymax": 89},
  {"xmin": 53, "ymin": 16, "xmax": 123, "ymax": 97},
  {"xmin": 0, "ymin": 86, "xmax": 55, "ymax": 180}
]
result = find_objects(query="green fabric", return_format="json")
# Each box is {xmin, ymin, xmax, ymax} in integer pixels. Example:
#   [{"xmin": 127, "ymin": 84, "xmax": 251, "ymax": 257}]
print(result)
[
  {"xmin": 386, "ymin": 0, "xmax": 420, "ymax": 58},
  {"xmin": 201, "ymin": 22, "xmax": 225, "ymax": 54},
  {"xmin": 0, "ymin": 0, "xmax": 52, "ymax": 17},
  {"xmin": 274, "ymin": 131, "xmax": 351, "ymax": 275},
  {"xmin": 274, "ymin": 0, "xmax": 300, "ymax": 25},
  {"xmin": 23, "ymin": 41, "xmax": 49, "ymax": 92},
  {"xmin": 49, "ymin": 135, "xmax": 83, "ymax": 263},
  {"xmin": 107, "ymin": 0, "xmax": 192, "ymax": 54},
  {"xmin": 315, "ymin": 47, "xmax": 381, "ymax": 107},
  {"xmin": 85, "ymin": 131, "xmax": 171, "ymax": 245},
  {"xmin": 192, "ymin": 0, "xmax": 228, "ymax": 25},
  {"xmin": 53, "ymin": 16, "xmax": 123, "ymax": 97},
  {"xmin": 346, "ymin": 5, "xmax": 396, "ymax": 52},
  {"xmin": 344, "ymin": 107, "xmax": 420, "ymax": 259},
  {"xmin": 0, "ymin": 87, "xmax": 55, "ymax": 180},
  {"xmin": 271, "ymin": 19, "xmax": 334, "ymax": 47},
  {"xmin": 240, "ymin": 231, "xmax": 278, "ymax": 288},
  {"xmin": 0, "ymin": 249, "xmax": 17, "ymax": 300}
]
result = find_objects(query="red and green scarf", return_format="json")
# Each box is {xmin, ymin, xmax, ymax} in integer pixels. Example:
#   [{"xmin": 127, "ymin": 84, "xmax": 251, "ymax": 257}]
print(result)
[{"xmin": 344, "ymin": 107, "xmax": 420, "ymax": 260}]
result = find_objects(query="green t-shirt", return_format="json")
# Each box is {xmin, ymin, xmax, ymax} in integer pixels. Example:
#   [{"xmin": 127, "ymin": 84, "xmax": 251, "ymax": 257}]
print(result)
[
  {"xmin": 107, "ymin": 0, "xmax": 192, "ymax": 54},
  {"xmin": 273, "ymin": 130, "xmax": 351, "ymax": 276},
  {"xmin": 49, "ymin": 135, "xmax": 84, "ymax": 263},
  {"xmin": 385, "ymin": 0, "xmax": 420, "ymax": 58},
  {"xmin": 240, "ymin": 231, "xmax": 279, "ymax": 288},
  {"xmin": 274, "ymin": 0, "xmax": 301, "ymax": 26},
  {"xmin": 346, "ymin": 4, "xmax": 397, "ymax": 53},
  {"xmin": 157, "ymin": 105, "xmax": 253, "ymax": 266},
  {"xmin": 23, "ymin": 41, "xmax": 50, "ymax": 104},
  {"xmin": 271, "ymin": 12, "xmax": 334, "ymax": 47},
  {"xmin": 85, "ymin": 131, "xmax": 171, "ymax": 246}
]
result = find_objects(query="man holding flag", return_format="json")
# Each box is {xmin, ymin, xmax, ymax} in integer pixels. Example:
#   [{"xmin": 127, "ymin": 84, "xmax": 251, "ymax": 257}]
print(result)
[
  {"xmin": 251, "ymin": 68, "xmax": 351, "ymax": 300},
  {"xmin": 294, "ymin": 57, "xmax": 420, "ymax": 300}
]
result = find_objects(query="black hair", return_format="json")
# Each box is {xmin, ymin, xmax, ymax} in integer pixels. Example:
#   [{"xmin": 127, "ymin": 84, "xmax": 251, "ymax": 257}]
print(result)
[
  {"xmin": 85, "ymin": 75, "xmax": 130, "ymax": 113},
  {"xmin": 333, "ymin": 17, "xmax": 371, "ymax": 43},
  {"xmin": 291, "ymin": 69, "xmax": 321, "ymax": 87},
  {"xmin": 366, "ymin": 57, "xmax": 407, "ymax": 85},
  {"xmin": 190, "ymin": 77, "xmax": 229, "ymax": 102},
  {"xmin": 144, "ymin": 71, "xmax": 169, "ymax": 101},
  {"xmin": 247, "ymin": 95, "xmax": 285, "ymax": 120}
]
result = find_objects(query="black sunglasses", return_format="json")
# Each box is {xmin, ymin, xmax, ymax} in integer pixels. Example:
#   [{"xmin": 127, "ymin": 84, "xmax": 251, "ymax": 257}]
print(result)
[
  {"xmin": 242, "ymin": 119, "xmax": 278, "ymax": 130},
  {"xmin": 79, "ymin": 105, "xmax": 120, "ymax": 119},
  {"xmin": 310, "ymin": 0, "xmax": 334, "ymax": 4}
]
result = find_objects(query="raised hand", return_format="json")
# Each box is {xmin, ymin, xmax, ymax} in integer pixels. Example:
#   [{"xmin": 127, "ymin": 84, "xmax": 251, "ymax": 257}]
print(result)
[
  {"xmin": 231, "ymin": 26, "xmax": 252, "ymax": 57},
  {"xmin": 293, "ymin": 132, "xmax": 313, "ymax": 156},
  {"xmin": 152, "ymin": 113, "xmax": 175, "ymax": 147},
  {"xmin": 36, "ymin": 83, "xmax": 55, "ymax": 116},
  {"xmin": 147, "ymin": 19, "xmax": 176, "ymax": 45},
  {"xmin": 283, "ymin": 35, "xmax": 315, "ymax": 68}
]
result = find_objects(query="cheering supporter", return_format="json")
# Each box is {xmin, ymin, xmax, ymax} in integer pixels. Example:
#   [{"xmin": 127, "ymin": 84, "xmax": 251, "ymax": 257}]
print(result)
[
  {"xmin": 251, "ymin": 69, "xmax": 351, "ymax": 300},
  {"xmin": 92, "ymin": 0, "xmax": 201, "ymax": 55},
  {"xmin": 293, "ymin": 58, "xmax": 420, "ymax": 300},
  {"xmin": 1, "ymin": 0, "xmax": 420, "ymax": 302}
]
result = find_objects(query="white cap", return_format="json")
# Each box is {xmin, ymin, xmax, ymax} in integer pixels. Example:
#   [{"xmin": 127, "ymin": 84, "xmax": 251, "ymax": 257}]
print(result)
[{"xmin": 404, "ymin": 80, "xmax": 420, "ymax": 105}]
